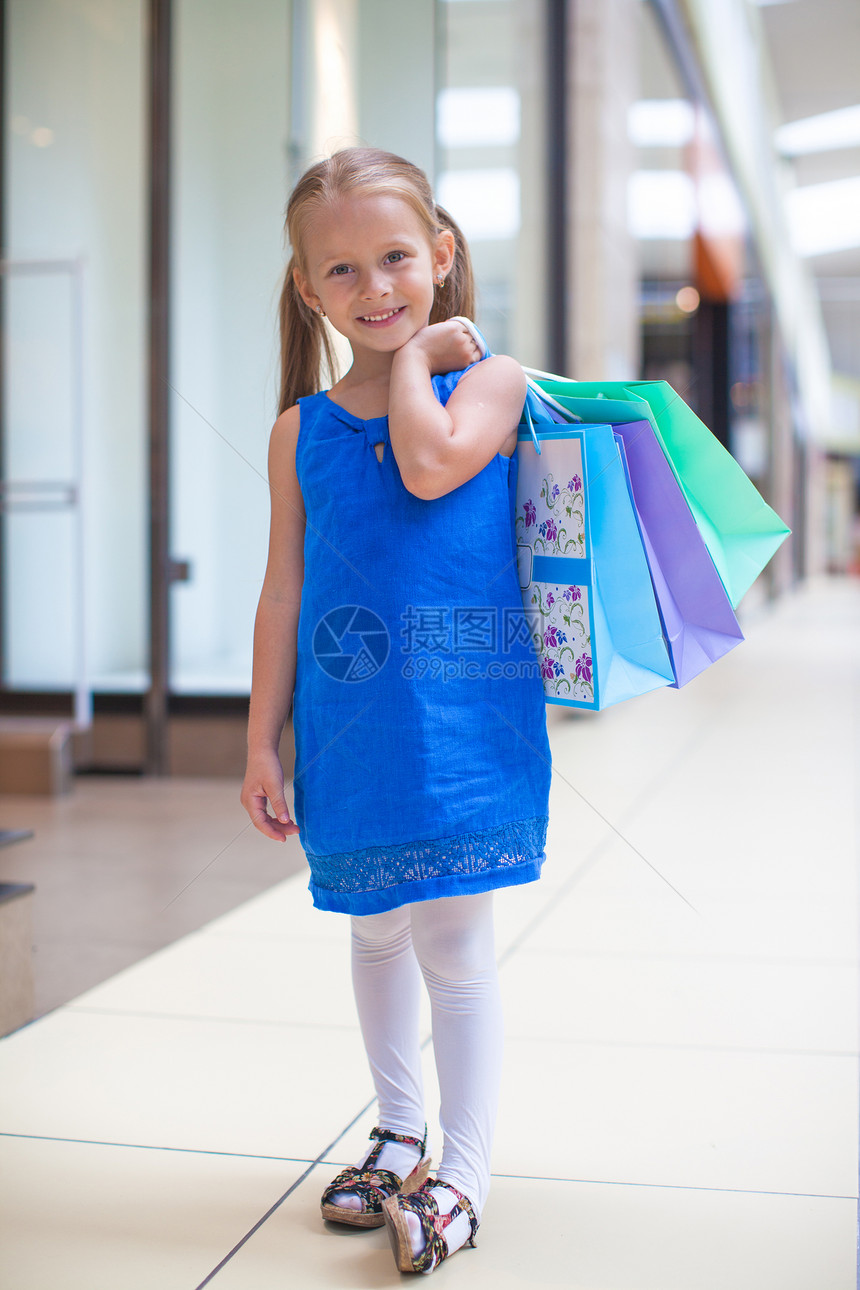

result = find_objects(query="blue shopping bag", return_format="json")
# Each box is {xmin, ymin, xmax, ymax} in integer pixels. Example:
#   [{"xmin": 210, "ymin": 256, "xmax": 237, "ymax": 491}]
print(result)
[
  {"xmin": 521, "ymin": 380, "xmax": 744, "ymax": 689},
  {"xmin": 515, "ymin": 421, "xmax": 675, "ymax": 710}
]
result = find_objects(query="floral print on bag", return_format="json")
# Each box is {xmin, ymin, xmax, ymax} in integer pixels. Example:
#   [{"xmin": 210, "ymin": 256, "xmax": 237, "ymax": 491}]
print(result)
[{"xmin": 515, "ymin": 439, "xmax": 594, "ymax": 704}]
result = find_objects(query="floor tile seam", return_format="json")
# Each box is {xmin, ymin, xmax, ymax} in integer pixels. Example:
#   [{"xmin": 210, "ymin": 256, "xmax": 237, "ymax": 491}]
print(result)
[
  {"xmin": 193, "ymin": 1096, "xmax": 379, "ymax": 1290},
  {"xmin": 502, "ymin": 1035, "xmax": 860, "ymax": 1058},
  {"xmin": 61, "ymin": 1005, "xmax": 361, "ymax": 1033},
  {"xmin": 0, "ymin": 1130, "xmax": 316, "ymax": 1164},
  {"xmin": 305, "ymin": 1154, "xmax": 858, "ymax": 1205},
  {"xmin": 486, "ymin": 1170, "xmax": 859, "ymax": 1202}
]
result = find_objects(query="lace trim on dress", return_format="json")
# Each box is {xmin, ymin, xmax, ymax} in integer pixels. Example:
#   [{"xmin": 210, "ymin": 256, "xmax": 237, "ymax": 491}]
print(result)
[{"xmin": 308, "ymin": 815, "xmax": 548, "ymax": 895}]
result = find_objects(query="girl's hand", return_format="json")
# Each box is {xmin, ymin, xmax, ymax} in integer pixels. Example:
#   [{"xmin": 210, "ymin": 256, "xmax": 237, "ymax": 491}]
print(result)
[
  {"xmin": 240, "ymin": 749, "xmax": 300, "ymax": 841},
  {"xmin": 404, "ymin": 318, "xmax": 483, "ymax": 376}
]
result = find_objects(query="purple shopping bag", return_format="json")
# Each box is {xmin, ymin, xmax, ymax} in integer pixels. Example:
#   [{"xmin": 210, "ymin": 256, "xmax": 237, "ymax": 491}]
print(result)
[{"xmin": 613, "ymin": 421, "xmax": 743, "ymax": 687}]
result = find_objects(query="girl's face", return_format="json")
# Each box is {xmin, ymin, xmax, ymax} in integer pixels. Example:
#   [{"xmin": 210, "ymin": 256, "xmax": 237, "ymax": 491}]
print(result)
[{"xmin": 294, "ymin": 193, "xmax": 455, "ymax": 356}]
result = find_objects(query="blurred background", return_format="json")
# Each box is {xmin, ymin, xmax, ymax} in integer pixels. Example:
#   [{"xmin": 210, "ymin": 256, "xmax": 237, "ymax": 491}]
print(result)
[
  {"xmin": 0, "ymin": 0, "xmax": 858, "ymax": 776},
  {"xmin": 1, "ymin": 9, "xmax": 857, "ymax": 1280}
]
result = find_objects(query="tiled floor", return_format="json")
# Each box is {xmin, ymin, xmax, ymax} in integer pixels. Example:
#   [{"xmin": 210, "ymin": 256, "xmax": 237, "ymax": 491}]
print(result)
[
  {"xmin": 0, "ymin": 578, "xmax": 857, "ymax": 1289},
  {"xmin": 0, "ymin": 777, "xmax": 306, "ymax": 1016}
]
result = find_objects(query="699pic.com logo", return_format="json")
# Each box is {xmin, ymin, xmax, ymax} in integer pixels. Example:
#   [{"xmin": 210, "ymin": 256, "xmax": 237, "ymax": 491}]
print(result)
[{"xmin": 312, "ymin": 605, "xmax": 390, "ymax": 682}]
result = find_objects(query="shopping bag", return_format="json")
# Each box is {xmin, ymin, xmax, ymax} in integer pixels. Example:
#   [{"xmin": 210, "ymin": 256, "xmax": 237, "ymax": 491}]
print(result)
[
  {"xmin": 451, "ymin": 317, "xmax": 766, "ymax": 703},
  {"xmin": 613, "ymin": 422, "xmax": 744, "ymax": 687},
  {"xmin": 522, "ymin": 375, "xmax": 745, "ymax": 685},
  {"xmin": 515, "ymin": 421, "xmax": 675, "ymax": 710},
  {"xmin": 528, "ymin": 378, "xmax": 790, "ymax": 608}
]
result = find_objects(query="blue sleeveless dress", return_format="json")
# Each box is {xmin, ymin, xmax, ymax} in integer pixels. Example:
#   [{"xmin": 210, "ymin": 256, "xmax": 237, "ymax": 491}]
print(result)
[{"xmin": 293, "ymin": 365, "xmax": 552, "ymax": 914}]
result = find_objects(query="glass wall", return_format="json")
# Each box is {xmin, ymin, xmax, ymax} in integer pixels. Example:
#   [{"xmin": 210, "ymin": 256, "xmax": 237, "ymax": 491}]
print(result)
[
  {"xmin": 2, "ymin": 0, "xmax": 146, "ymax": 694},
  {"xmin": 437, "ymin": 0, "xmax": 547, "ymax": 367},
  {"xmin": 2, "ymin": 0, "xmax": 550, "ymax": 710},
  {"xmin": 169, "ymin": 0, "xmax": 291, "ymax": 693}
]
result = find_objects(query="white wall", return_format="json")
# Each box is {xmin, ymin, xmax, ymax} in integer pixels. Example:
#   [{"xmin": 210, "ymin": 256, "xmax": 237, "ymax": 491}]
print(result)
[
  {"xmin": 169, "ymin": 0, "xmax": 291, "ymax": 691},
  {"xmin": 4, "ymin": 0, "xmax": 146, "ymax": 688},
  {"xmin": 357, "ymin": 0, "xmax": 436, "ymax": 176},
  {"xmin": 437, "ymin": 0, "xmax": 549, "ymax": 363}
]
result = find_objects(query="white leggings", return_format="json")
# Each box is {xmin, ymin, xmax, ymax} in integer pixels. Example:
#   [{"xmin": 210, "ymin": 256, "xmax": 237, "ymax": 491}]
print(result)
[{"xmin": 350, "ymin": 891, "xmax": 503, "ymax": 1216}]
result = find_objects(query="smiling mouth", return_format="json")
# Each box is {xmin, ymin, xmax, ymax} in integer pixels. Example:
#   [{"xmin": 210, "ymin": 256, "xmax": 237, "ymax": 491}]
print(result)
[{"xmin": 358, "ymin": 306, "xmax": 405, "ymax": 323}]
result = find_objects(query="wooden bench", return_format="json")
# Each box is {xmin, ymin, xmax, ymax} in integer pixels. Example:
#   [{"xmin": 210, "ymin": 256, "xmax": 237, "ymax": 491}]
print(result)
[{"xmin": 0, "ymin": 719, "xmax": 74, "ymax": 795}]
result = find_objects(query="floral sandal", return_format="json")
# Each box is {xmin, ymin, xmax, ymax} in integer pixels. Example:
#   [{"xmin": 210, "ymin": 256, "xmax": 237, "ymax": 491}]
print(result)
[
  {"xmin": 320, "ymin": 1126, "xmax": 430, "ymax": 1229},
  {"xmin": 382, "ymin": 1177, "xmax": 479, "ymax": 1274}
]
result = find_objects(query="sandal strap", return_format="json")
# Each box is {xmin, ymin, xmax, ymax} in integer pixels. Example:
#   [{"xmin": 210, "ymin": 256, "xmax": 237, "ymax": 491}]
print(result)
[
  {"xmin": 320, "ymin": 1124, "xmax": 428, "ymax": 1213},
  {"xmin": 370, "ymin": 1124, "xmax": 428, "ymax": 1153},
  {"xmin": 320, "ymin": 1163, "xmax": 403, "ymax": 1210},
  {"xmin": 395, "ymin": 1177, "xmax": 479, "ymax": 1274},
  {"xmin": 429, "ymin": 1179, "xmax": 479, "ymax": 1245}
]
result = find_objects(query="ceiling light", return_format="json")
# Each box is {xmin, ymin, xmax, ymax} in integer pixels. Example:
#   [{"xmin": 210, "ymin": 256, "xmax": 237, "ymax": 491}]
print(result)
[
  {"xmin": 786, "ymin": 176, "xmax": 860, "ymax": 256},
  {"xmin": 437, "ymin": 168, "xmax": 520, "ymax": 241},
  {"xmin": 776, "ymin": 104, "xmax": 860, "ymax": 156},
  {"xmin": 628, "ymin": 171, "xmax": 696, "ymax": 239},
  {"xmin": 628, "ymin": 100, "xmax": 695, "ymax": 148},
  {"xmin": 437, "ymin": 87, "xmax": 520, "ymax": 148}
]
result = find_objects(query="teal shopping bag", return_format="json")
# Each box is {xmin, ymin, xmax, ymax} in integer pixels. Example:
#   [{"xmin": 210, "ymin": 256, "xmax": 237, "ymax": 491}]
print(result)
[
  {"xmin": 531, "ymin": 378, "xmax": 790, "ymax": 608},
  {"xmin": 515, "ymin": 422, "xmax": 674, "ymax": 710}
]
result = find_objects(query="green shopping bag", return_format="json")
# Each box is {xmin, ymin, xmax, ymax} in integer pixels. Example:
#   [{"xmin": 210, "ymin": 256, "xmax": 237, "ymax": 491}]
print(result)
[{"xmin": 532, "ymin": 378, "xmax": 790, "ymax": 608}]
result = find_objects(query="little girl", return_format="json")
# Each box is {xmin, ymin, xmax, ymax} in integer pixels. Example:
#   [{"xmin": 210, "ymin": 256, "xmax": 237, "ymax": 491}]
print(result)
[{"xmin": 240, "ymin": 147, "xmax": 551, "ymax": 1275}]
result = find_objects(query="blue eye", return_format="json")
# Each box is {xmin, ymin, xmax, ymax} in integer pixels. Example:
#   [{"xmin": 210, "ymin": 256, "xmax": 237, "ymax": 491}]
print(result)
[
  {"xmin": 386, "ymin": 251, "xmax": 406, "ymax": 263},
  {"xmin": 331, "ymin": 264, "xmax": 351, "ymax": 276}
]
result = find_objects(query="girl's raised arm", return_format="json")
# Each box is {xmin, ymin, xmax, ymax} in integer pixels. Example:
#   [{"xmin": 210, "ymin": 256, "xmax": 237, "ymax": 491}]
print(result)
[
  {"xmin": 240, "ymin": 405, "xmax": 306, "ymax": 840},
  {"xmin": 388, "ymin": 319, "xmax": 526, "ymax": 499}
]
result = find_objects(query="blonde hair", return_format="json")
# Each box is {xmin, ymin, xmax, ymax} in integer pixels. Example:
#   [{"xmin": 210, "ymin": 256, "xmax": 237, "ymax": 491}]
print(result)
[{"xmin": 277, "ymin": 147, "xmax": 476, "ymax": 414}]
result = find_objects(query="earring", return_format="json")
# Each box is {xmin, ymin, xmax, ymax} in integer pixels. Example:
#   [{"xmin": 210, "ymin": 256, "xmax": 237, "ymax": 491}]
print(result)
[
  {"xmin": 316, "ymin": 305, "xmax": 326, "ymax": 317},
  {"xmin": 436, "ymin": 276, "xmax": 445, "ymax": 288}
]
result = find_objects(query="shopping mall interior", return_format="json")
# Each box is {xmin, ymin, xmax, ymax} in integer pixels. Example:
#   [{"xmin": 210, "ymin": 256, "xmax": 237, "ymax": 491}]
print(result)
[{"xmin": 0, "ymin": 1, "xmax": 858, "ymax": 1286}]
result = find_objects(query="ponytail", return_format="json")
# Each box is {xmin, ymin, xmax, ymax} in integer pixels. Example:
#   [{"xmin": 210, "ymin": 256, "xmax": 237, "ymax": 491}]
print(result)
[
  {"xmin": 430, "ymin": 205, "xmax": 476, "ymax": 325},
  {"xmin": 277, "ymin": 255, "xmax": 337, "ymax": 415}
]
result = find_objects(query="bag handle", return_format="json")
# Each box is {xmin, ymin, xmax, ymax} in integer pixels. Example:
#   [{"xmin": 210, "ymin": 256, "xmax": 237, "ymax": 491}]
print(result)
[
  {"xmin": 522, "ymin": 394, "xmax": 542, "ymax": 455},
  {"xmin": 450, "ymin": 317, "xmax": 580, "ymax": 453},
  {"xmin": 452, "ymin": 315, "xmax": 489, "ymax": 356},
  {"xmin": 524, "ymin": 381, "xmax": 581, "ymax": 425},
  {"xmin": 452, "ymin": 316, "xmax": 537, "ymax": 454}
]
